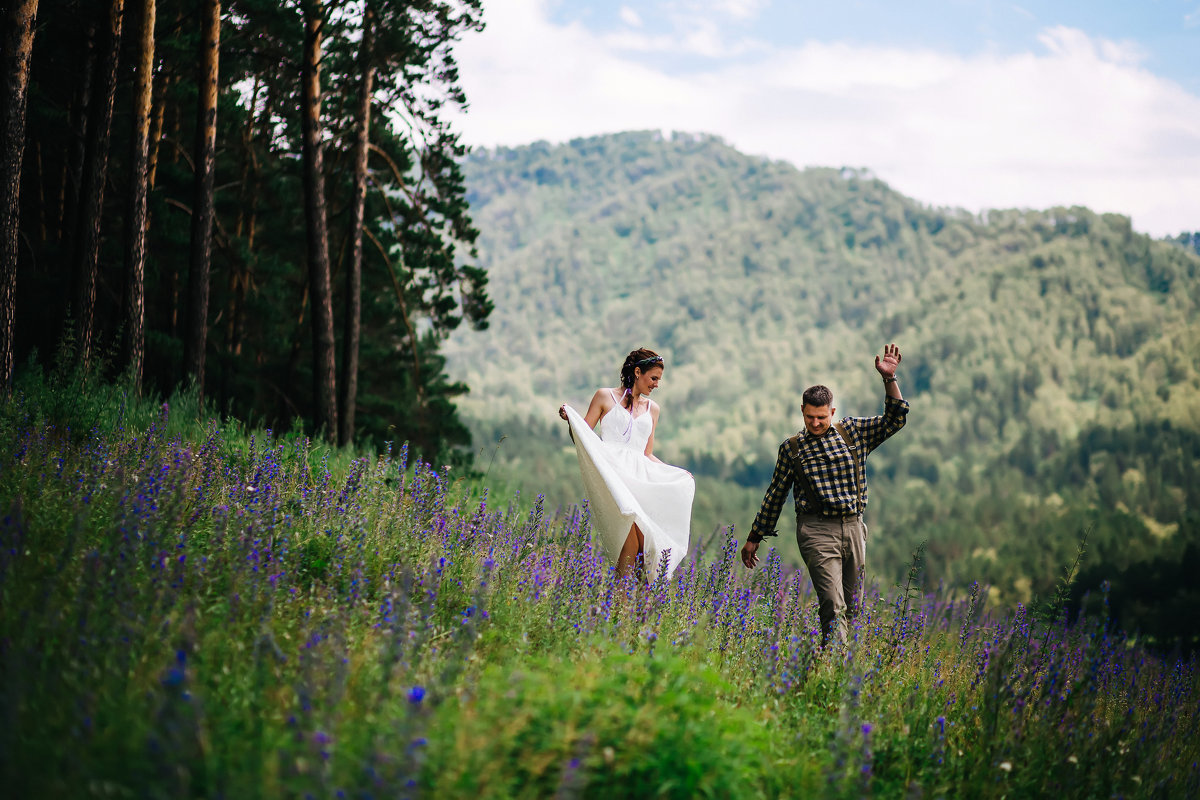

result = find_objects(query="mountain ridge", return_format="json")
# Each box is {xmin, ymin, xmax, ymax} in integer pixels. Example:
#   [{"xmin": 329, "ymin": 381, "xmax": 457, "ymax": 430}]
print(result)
[{"xmin": 444, "ymin": 131, "xmax": 1200, "ymax": 619}]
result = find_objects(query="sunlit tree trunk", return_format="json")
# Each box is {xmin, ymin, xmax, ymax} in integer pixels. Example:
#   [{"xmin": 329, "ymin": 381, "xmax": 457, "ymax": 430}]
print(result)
[
  {"xmin": 183, "ymin": 0, "xmax": 220, "ymax": 396},
  {"xmin": 72, "ymin": 0, "xmax": 124, "ymax": 370},
  {"xmin": 146, "ymin": 42, "xmax": 169, "ymax": 194},
  {"xmin": 338, "ymin": 6, "xmax": 374, "ymax": 447},
  {"xmin": 0, "ymin": 0, "xmax": 40, "ymax": 392},
  {"xmin": 123, "ymin": 0, "xmax": 155, "ymax": 392},
  {"xmin": 301, "ymin": 0, "xmax": 337, "ymax": 442}
]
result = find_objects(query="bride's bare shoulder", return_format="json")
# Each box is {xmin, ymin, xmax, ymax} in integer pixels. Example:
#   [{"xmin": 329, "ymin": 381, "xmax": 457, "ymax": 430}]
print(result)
[{"xmin": 589, "ymin": 387, "xmax": 616, "ymax": 409}]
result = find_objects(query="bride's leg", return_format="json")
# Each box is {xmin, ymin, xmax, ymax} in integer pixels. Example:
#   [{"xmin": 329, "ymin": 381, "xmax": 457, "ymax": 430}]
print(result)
[
  {"xmin": 616, "ymin": 523, "xmax": 645, "ymax": 580},
  {"xmin": 633, "ymin": 525, "xmax": 646, "ymax": 582}
]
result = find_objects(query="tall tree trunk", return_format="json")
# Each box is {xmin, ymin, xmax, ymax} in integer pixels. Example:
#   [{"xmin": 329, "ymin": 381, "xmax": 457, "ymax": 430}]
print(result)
[
  {"xmin": 72, "ymin": 0, "xmax": 124, "ymax": 370},
  {"xmin": 301, "ymin": 1, "xmax": 337, "ymax": 442},
  {"xmin": 32, "ymin": 140, "xmax": 45, "ymax": 242},
  {"xmin": 0, "ymin": 0, "xmax": 40, "ymax": 392},
  {"xmin": 337, "ymin": 8, "xmax": 374, "ymax": 447},
  {"xmin": 229, "ymin": 75, "xmax": 274, "ymax": 366},
  {"xmin": 146, "ymin": 57, "xmax": 169, "ymax": 193},
  {"xmin": 220, "ymin": 74, "xmax": 262, "ymax": 406},
  {"xmin": 182, "ymin": 0, "xmax": 219, "ymax": 396},
  {"xmin": 61, "ymin": 21, "xmax": 96, "ymax": 250},
  {"xmin": 164, "ymin": 45, "xmax": 179, "ymax": 342},
  {"xmin": 123, "ymin": 0, "xmax": 155, "ymax": 392}
]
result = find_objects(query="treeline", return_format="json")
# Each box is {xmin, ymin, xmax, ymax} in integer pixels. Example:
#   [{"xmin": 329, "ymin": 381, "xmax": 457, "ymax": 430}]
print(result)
[
  {"xmin": 0, "ymin": 0, "xmax": 491, "ymax": 457},
  {"xmin": 444, "ymin": 131, "xmax": 1200, "ymax": 647}
]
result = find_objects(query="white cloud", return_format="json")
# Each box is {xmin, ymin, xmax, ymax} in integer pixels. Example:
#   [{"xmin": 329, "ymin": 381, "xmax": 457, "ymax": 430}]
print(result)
[
  {"xmin": 603, "ymin": 15, "xmax": 764, "ymax": 58},
  {"xmin": 449, "ymin": 0, "xmax": 1200, "ymax": 237},
  {"xmin": 603, "ymin": 30, "xmax": 678, "ymax": 53},
  {"xmin": 618, "ymin": 6, "xmax": 642, "ymax": 28},
  {"xmin": 1010, "ymin": 4, "xmax": 1036, "ymax": 22},
  {"xmin": 1038, "ymin": 25, "xmax": 1146, "ymax": 67},
  {"xmin": 709, "ymin": 0, "xmax": 770, "ymax": 21},
  {"xmin": 1186, "ymin": 5, "xmax": 1200, "ymax": 28}
]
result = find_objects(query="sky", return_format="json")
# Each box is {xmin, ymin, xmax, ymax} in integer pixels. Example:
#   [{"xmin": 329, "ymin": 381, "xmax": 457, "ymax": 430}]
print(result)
[{"xmin": 446, "ymin": 0, "xmax": 1200, "ymax": 238}]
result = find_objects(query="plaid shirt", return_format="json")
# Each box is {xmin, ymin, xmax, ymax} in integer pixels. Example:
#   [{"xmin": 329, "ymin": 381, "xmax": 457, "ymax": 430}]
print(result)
[{"xmin": 749, "ymin": 396, "xmax": 909, "ymax": 540}]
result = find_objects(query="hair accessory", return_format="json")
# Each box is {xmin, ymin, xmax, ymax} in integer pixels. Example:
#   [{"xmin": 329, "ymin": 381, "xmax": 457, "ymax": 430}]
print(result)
[{"xmin": 634, "ymin": 356, "xmax": 664, "ymax": 368}]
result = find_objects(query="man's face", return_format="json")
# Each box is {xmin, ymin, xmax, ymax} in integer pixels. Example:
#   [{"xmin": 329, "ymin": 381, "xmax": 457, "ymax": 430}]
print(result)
[{"xmin": 802, "ymin": 404, "xmax": 835, "ymax": 436}]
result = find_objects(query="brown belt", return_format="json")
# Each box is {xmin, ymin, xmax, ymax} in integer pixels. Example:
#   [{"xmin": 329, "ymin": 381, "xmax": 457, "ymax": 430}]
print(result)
[{"xmin": 801, "ymin": 510, "xmax": 861, "ymax": 520}]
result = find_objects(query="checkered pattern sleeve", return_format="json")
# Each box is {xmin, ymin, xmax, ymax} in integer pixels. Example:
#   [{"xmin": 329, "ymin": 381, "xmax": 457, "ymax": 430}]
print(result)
[
  {"xmin": 848, "ymin": 395, "xmax": 910, "ymax": 453},
  {"xmin": 749, "ymin": 442, "xmax": 795, "ymax": 540}
]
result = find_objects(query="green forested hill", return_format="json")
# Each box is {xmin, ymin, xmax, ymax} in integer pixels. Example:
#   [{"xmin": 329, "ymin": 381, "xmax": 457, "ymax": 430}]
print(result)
[{"xmin": 443, "ymin": 131, "xmax": 1200, "ymax": 641}]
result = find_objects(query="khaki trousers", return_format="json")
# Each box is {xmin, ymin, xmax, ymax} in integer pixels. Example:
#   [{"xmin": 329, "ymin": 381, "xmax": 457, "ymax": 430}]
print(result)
[{"xmin": 796, "ymin": 513, "xmax": 868, "ymax": 646}]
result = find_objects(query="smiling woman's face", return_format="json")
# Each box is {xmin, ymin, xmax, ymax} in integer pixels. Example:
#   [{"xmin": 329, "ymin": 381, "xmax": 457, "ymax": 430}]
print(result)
[{"xmin": 635, "ymin": 366, "xmax": 663, "ymax": 395}]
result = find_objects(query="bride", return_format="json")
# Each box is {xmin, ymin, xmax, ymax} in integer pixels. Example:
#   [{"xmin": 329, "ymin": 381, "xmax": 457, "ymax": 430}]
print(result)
[{"xmin": 558, "ymin": 348, "xmax": 695, "ymax": 580}]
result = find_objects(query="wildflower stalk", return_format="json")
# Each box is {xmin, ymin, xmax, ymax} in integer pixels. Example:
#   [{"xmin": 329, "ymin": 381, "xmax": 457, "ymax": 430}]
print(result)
[{"xmin": 886, "ymin": 540, "xmax": 926, "ymax": 665}]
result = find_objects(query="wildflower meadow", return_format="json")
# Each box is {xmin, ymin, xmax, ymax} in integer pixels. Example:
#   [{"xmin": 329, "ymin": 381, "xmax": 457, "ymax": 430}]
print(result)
[{"xmin": 1, "ymin": 372, "xmax": 1197, "ymax": 798}]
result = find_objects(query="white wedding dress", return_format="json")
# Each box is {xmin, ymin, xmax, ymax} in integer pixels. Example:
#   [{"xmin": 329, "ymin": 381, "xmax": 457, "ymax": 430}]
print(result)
[{"xmin": 564, "ymin": 393, "xmax": 694, "ymax": 579}]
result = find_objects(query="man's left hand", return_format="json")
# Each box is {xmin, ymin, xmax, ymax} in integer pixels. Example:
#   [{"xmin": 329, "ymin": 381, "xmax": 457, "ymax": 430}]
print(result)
[
  {"xmin": 875, "ymin": 343, "xmax": 902, "ymax": 378},
  {"xmin": 740, "ymin": 540, "xmax": 760, "ymax": 569}
]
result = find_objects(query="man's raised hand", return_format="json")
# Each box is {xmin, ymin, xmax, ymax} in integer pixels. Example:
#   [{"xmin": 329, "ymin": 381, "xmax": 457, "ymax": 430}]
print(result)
[{"xmin": 875, "ymin": 343, "xmax": 902, "ymax": 378}]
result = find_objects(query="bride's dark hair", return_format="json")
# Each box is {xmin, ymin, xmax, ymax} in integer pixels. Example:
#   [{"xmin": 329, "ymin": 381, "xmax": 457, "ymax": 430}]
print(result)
[{"xmin": 620, "ymin": 347, "xmax": 664, "ymax": 391}]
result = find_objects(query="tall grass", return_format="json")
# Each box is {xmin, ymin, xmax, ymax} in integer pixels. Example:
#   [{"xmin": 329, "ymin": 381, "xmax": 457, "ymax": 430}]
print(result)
[{"xmin": 1, "ymin": 372, "xmax": 1196, "ymax": 798}]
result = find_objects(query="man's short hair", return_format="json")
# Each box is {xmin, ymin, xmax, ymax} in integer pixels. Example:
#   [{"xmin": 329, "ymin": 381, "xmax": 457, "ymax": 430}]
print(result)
[{"xmin": 802, "ymin": 385, "xmax": 834, "ymax": 407}]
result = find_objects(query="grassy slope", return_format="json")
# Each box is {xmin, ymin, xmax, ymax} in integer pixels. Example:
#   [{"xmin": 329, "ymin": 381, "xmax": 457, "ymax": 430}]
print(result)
[{"xmin": 1, "ymin": 372, "xmax": 1197, "ymax": 797}]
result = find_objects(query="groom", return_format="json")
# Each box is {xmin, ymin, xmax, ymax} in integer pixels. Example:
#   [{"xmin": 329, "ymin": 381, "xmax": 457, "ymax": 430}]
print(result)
[{"xmin": 741, "ymin": 344, "xmax": 909, "ymax": 647}]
